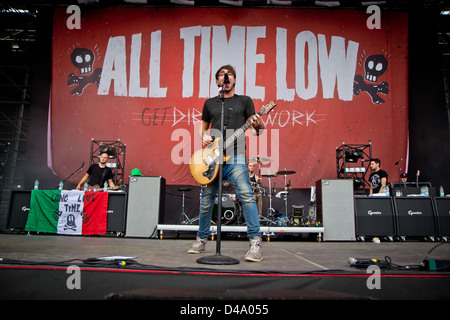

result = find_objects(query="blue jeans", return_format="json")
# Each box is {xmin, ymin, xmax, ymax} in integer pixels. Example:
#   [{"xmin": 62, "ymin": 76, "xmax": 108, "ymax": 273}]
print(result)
[{"xmin": 197, "ymin": 155, "xmax": 261, "ymax": 239}]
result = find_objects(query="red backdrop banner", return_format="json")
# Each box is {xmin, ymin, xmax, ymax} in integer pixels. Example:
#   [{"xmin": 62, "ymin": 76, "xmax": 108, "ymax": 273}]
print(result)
[{"xmin": 51, "ymin": 7, "xmax": 408, "ymax": 188}]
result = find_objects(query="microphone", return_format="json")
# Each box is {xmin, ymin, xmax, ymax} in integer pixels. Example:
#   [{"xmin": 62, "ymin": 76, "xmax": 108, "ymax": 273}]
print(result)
[
  {"xmin": 80, "ymin": 162, "xmax": 85, "ymax": 171},
  {"xmin": 224, "ymin": 73, "xmax": 230, "ymax": 84},
  {"xmin": 347, "ymin": 257, "xmax": 390, "ymax": 269}
]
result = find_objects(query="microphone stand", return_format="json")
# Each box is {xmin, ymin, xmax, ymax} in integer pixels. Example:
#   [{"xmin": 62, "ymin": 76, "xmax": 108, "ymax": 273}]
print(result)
[
  {"xmin": 55, "ymin": 163, "xmax": 84, "ymax": 189},
  {"xmin": 395, "ymin": 160, "xmax": 400, "ymax": 181},
  {"xmin": 197, "ymin": 78, "xmax": 239, "ymax": 265}
]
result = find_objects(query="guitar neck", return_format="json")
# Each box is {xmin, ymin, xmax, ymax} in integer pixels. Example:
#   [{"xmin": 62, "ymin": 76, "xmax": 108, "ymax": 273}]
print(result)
[{"xmin": 223, "ymin": 109, "xmax": 265, "ymax": 150}]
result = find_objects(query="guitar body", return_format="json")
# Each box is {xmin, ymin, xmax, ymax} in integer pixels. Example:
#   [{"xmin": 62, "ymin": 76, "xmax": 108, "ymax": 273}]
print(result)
[{"xmin": 189, "ymin": 137, "xmax": 230, "ymax": 185}]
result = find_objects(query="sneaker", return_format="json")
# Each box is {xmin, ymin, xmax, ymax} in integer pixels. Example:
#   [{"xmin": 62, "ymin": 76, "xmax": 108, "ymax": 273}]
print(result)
[
  {"xmin": 188, "ymin": 236, "xmax": 207, "ymax": 254},
  {"xmin": 245, "ymin": 236, "xmax": 263, "ymax": 262}
]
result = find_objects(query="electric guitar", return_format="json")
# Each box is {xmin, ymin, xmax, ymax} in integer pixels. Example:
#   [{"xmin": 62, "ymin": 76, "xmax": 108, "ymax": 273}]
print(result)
[{"xmin": 189, "ymin": 100, "xmax": 276, "ymax": 185}]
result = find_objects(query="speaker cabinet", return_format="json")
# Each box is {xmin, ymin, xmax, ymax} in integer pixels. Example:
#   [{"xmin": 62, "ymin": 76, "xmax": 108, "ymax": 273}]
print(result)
[
  {"xmin": 434, "ymin": 197, "xmax": 450, "ymax": 236},
  {"xmin": 106, "ymin": 192, "xmax": 127, "ymax": 233},
  {"xmin": 354, "ymin": 196, "xmax": 396, "ymax": 237},
  {"xmin": 126, "ymin": 176, "xmax": 165, "ymax": 238},
  {"xmin": 394, "ymin": 197, "xmax": 437, "ymax": 237},
  {"xmin": 7, "ymin": 190, "xmax": 31, "ymax": 230},
  {"xmin": 316, "ymin": 179, "xmax": 355, "ymax": 241}
]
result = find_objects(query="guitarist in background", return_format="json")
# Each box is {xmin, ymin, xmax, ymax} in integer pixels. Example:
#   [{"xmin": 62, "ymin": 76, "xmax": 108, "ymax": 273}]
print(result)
[
  {"xmin": 76, "ymin": 152, "xmax": 117, "ymax": 191},
  {"xmin": 188, "ymin": 65, "xmax": 265, "ymax": 262}
]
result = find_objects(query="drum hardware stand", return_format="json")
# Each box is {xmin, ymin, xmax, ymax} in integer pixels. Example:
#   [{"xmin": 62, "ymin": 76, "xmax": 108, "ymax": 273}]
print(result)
[
  {"xmin": 178, "ymin": 187, "xmax": 199, "ymax": 224},
  {"xmin": 249, "ymin": 156, "xmax": 274, "ymax": 225},
  {"xmin": 260, "ymin": 173, "xmax": 278, "ymax": 225},
  {"xmin": 276, "ymin": 169, "xmax": 296, "ymax": 224}
]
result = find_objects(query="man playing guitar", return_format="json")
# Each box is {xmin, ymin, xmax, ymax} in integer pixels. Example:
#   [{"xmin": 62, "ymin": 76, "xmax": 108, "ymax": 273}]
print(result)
[
  {"xmin": 188, "ymin": 64, "xmax": 265, "ymax": 262},
  {"xmin": 76, "ymin": 152, "xmax": 118, "ymax": 191}
]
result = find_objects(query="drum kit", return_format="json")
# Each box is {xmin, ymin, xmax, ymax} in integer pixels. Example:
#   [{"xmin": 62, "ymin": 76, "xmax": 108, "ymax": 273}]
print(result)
[
  {"xmin": 178, "ymin": 156, "xmax": 297, "ymax": 226},
  {"xmin": 253, "ymin": 157, "xmax": 297, "ymax": 226}
]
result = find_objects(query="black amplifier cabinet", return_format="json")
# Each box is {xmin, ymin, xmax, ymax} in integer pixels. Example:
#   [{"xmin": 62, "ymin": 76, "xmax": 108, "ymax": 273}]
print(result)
[
  {"xmin": 354, "ymin": 196, "xmax": 396, "ymax": 238},
  {"xmin": 393, "ymin": 197, "xmax": 437, "ymax": 237},
  {"xmin": 434, "ymin": 197, "xmax": 450, "ymax": 236},
  {"xmin": 106, "ymin": 191, "xmax": 128, "ymax": 234},
  {"xmin": 7, "ymin": 190, "xmax": 31, "ymax": 230}
]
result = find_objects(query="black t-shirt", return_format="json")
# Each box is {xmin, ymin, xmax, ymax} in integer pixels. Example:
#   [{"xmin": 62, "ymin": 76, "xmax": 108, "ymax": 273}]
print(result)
[
  {"xmin": 369, "ymin": 169, "xmax": 388, "ymax": 193},
  {"xmin": 202, "ymin": 94, "xmax": 255, "ymax": 155},
  {"xmin": 87, "ymin": 163, "xmax": 114, "ymax": 187}
]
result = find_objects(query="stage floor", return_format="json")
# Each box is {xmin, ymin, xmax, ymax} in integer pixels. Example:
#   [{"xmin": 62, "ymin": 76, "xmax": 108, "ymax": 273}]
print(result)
[{"xmin": 0, "ymin": 233, "xmax": 449, "ymax": 301}]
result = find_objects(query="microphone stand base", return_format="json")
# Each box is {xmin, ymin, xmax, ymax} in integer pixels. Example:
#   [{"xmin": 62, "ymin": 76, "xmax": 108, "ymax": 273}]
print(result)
[{"xmin": 197, "ymin": 253, "xmax": 240, "ymax": 265}]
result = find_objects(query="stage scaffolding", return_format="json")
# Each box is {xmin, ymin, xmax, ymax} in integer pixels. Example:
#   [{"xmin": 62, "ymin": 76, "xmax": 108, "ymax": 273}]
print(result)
[{"xmin": 336, "ymin": 141, "xmax": 372, "ymax": 192}]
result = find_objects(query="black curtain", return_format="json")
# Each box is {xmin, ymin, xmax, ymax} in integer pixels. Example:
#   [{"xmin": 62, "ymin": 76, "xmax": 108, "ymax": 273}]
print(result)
[
  {"xmin": 408, "ymin": 10, "xmax": 450, "ymax": 191},
  {"xmin": 25, "ymin": 7, "xmax": 60, "ymax": 190}
]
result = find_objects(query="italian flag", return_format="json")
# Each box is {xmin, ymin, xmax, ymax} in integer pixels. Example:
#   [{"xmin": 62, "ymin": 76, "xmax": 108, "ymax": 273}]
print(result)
[{"xmin": 25, "ymin": 190, "xmax": 108, "ymax": 235}]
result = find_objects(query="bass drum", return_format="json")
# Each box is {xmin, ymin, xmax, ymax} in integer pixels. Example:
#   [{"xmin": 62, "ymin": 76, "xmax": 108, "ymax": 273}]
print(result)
[{"xmin": 212, "ymin": 194, "xmax": 242, "ymax": 225}]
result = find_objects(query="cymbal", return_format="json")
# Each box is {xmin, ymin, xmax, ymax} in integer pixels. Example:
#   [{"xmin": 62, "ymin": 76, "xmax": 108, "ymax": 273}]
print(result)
[
  {"xmin": 276, "ymin": 170, "xmax": 296, "ymax": 175},
  {"xmin": 261, "ymin": 174, "xmax": 278, "ymax": 177},
  {"xmin": 248, "ymin": 156, "xmax": 271, "ymax": 163}
]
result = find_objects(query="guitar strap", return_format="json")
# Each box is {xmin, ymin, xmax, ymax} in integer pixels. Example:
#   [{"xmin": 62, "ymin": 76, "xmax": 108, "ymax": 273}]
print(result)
[
  {"xmin": 222, "ymin": 105, "xmax": 236, "ymax": 157},
  {"xmin": 223, "ymin": 105, "xmax": 234, "ymax": 131},
  {"xmin": 99, "ymin": 166, "xmax": 107, "ymax": 187}
]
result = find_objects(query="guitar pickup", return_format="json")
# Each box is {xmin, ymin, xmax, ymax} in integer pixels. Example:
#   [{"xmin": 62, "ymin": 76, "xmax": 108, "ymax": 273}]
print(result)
[{"xmin": 203, "ymin": 154, "xmax": 214, "ymax": 166}]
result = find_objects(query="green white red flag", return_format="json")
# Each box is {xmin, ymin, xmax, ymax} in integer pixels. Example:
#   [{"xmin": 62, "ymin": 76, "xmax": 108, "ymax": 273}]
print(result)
[{"xmin": 25, "ymin": 190, "xmax": 108, "ymax": 235}]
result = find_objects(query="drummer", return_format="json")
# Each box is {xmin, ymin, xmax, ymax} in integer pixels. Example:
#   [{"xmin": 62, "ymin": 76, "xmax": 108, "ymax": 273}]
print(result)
[
  {"xmin": 248, "ymin": 162, "xmax": 263, "ymax": 215},
  {"xmin": 248, "ymin": 162, "xmax": 260, "ymax": 187}
]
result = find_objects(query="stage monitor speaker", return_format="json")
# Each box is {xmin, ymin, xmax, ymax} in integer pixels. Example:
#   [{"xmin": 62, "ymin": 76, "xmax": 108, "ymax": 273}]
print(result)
[
  {"xmin": 126, "ymin": 176, "xmax": 165, "ymax": 238},
  {"xmin": 316, "ymin": 179, "xmax": 355, "ymax": 241},
  {"xmin": 394, "ymin": 197, "xmax": 437, "ymax": 237},
  {"xmin": 7, "ymin": 190, "xmax": 31, "ymax": 230},
  {"xmin": 354, "ymin": 196, "xmax": 396, "ymax": 237},
  {"xmin": 106, "ymin": 192, "xmax": 127, "ymax": 233},
  {"xmin": 434, "ymin": 197, "xmax": 450, "ymax": 236}
]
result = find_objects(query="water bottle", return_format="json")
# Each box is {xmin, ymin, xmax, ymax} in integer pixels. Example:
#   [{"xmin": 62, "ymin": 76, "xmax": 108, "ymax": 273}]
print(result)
[
  {"xmin": 34, "ymin": 179, "xmax": 39, "ymax": 190},
  {"xmin": 103, "ymin": 181, "xmax": 108, "ymax": 192},
  {"xmin": 440, "ymin": 186, "xmax": 445, "ymax": 197},
  {"xmin": 58, "ymin": 181, "xmax": 63, "ymax": 190},
  {"xmin": 83, "ymin": 182, "xmax": 88, "ymax": 191},
  {"xmin": 420, "ymin": 186, "xmax": 429, "ymax": 196}
]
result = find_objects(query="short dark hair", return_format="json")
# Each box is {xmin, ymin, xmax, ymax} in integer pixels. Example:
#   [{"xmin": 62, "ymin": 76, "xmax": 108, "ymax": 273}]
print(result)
[
  {"xmin": 215, "ymin": 64, "xmax": 236, "ymax": 80},
  {"xmin": 370, "ymin": 158, "xmax": 381, "ymax": 165}
]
